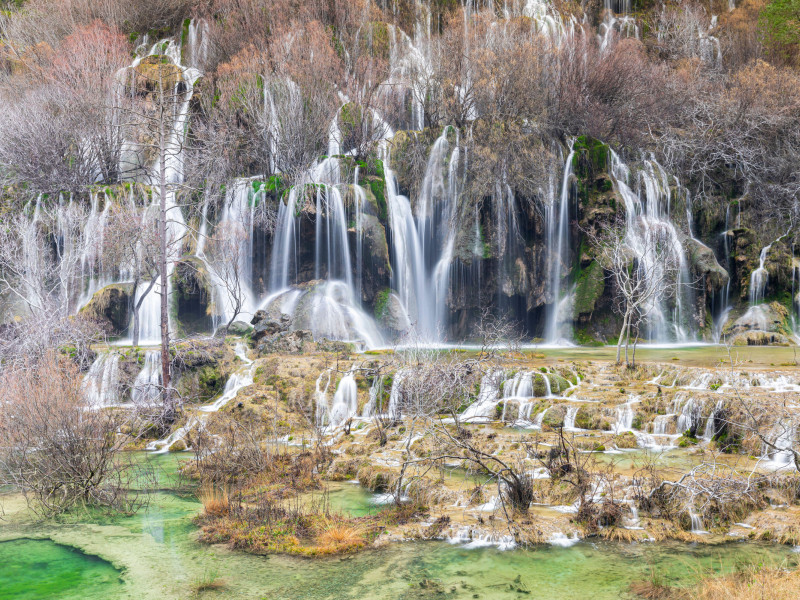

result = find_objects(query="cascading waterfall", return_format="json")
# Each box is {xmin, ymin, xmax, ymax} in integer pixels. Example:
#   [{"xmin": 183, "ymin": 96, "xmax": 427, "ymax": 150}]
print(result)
[
  {"xmin": 608, "ymin": 150, "xmax": 693, "ymax": 342},
  {"xmin": 260, "ymin": 125, "xmax": 382, "ymax": 348},
  {"xmin": 545, "ymin": 145, "xmax": 575, "ymax": 343},
  {"xmin": 329, "ymin": 371, "xmax": 359, "ymax": 427},
  {"xmin": 132, "ymin": 351, "xmax": 162, "ymax": 406},
  {"xmin": 83, "ymin": 352, "xmax": 121, "ymax": 408},
  {"xmin": 382, "ymin": 128, "xmax": 462, "ymax": 340}
]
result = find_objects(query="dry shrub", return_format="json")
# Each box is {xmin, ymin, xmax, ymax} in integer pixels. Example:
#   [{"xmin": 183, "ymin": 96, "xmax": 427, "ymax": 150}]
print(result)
[{"xmin": 0, "ymin": 352, "xmax": 148, "ymax": 517}]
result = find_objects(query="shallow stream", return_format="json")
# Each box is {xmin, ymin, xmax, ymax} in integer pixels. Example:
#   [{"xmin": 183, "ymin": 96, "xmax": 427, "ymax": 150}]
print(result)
[{"xmin": 1, "ymin": 454, "xmax": 797, "ymax": 600}]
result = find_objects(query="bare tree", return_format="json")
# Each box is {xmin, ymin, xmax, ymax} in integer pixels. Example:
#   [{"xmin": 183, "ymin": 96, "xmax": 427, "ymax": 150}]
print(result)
[
  {"xmin": 207, "ymin": 219, "xmax": 249, "ymax": 334},
  {"xmin": 591, "ymin": 219, "xmax": 681, "ymax": 366}
]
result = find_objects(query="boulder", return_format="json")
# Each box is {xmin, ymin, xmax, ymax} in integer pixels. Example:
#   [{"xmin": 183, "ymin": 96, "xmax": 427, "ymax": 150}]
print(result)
[
  {"xmin": 686, "ymin": 237, "xmax": 729, "ymax": 293},
  {"xmin": 257, "ymin": 329, "xmax": 314, "ymax": 354},
  {"xmin": 228, "ymin": 320, "xmax": 253, "ymax": 336},
  {"xmin": 375, "ymin": 290, "xmax": 411, "ymax": 333},
  {"xmin": 250, "ymin": 309, "xmax": 292, "ymax": 341}
]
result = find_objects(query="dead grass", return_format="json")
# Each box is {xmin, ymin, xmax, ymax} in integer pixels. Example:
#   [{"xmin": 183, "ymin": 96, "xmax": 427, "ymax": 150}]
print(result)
[
  {"xmin": 635, "ymin": 565, "xmax": 800, "ymax": 600},
  {"xmin": 198, "ymin": 485, "xmax": 229, "ymax": 518},
  {"xmin": 315, "ymin": 519, "xmax": 366, "ymax": 551}
]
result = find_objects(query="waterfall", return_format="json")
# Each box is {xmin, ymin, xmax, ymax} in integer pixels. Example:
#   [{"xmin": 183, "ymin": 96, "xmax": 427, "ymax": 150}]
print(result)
[
  {"xmin": 314, "ymin": 371, "xmax": 333, "ymax": 427},
  {"xmin": 689, "ymin": 510, "xmax": 707, "ymax": 534},
  {"xmin": 676, "ymin": 396, "xmax": 702, "ymax": 436},
  {"xmin": 329, "ymin": 371, "xmax": 359, "ymax": 427},
  {"xmin": 362, "ymin": 375, "xmax": 383, "ymax": 418},
  {"xmin": 545, "ymin": 146, "xmax": 575, "ymax": 343},
  {"xmin": 132, "ymin": 351, "xmax": 162, "ymax": 406},
  {"xmin": 702, "ymin": 399, "xmax": 725, "ymax": 441},
  {"xmin": 199, "ymin": 344, "xmax": 255, "ymax": 413},
  {"xmin": 460, "ymin": 370, "xmax": 503, "ymax": 421},
  {"xmin": 83, "ymin": 352, "xmax": 121, "ymax": 408},
  {"xmin": 608, "ymin": 150, "xmax": 693, "ymax": 342},
  {"xmin": 762, "ymin": 420, "xmax": 797, "ymax": 468},
  {"xmin": 749, "ymin": 243, "xmax": 772, "ymax": 307},
  {"xmin": 614, "ymin": 400, "xmax": 635, "ymax": 434},
  {"xmin": 563, "ymin": 406, "xmax": 579, "ymax": 431},
  {"xmin": 383, "ymin": 128, "xmax": 462, "ymax": 340},
  {"xmin": 713, "ymin": 204, "xmax": 735, "ymax": 342}
]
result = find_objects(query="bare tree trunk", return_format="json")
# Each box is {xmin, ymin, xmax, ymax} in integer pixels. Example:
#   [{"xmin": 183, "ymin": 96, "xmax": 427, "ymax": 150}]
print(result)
[
  {"xmin": 132, "ymin": 279, "xmax": 140, "ymax": 348},
  {"xmin": 158, "ymin": 103, "xmax": 171, "ymax": 414},
  {"xmin": 616, "ymin": 310, "xmax": 629, "ymax": 364}
]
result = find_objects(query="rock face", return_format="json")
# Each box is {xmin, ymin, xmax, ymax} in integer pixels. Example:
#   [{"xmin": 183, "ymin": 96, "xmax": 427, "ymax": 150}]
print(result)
[
  {"xmin": 251, "ymin": 309, "xmax": 292, "ymax": 340},
  {"xmin": 251, "ymin": 308, "xmax": 313, "ymax": 353},
  {"xmin": 80, "ymin": 283, "xmax": 133, "ymax": 336}
]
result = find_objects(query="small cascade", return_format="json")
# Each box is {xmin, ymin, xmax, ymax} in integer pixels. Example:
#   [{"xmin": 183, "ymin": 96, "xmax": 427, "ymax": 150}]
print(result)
[
  {"xmin": 362, "ymin": 375, "xmax": 383, "ymax": 418},
  {"xmin": 761, "ymin": 420, "xmax": 797, "ymax": 468},
  {"xmin": 386, "ymin": 370, "xmax": 404, "ymax": 419},
  {"xmin": 676, "ymin": 395, "xmax": 702, "ymax": 436},
  {"xmin": 689, "ymin": 510, "xmax": 708, "ymax": 534},
  {"xmin": 461, "ymin": 370, "xmax": 503, "ymax": 422},
  {"xmin": 713, "ymin": 204, "xmax": 735, "ymax": 342},
  {"xmin": 614, "ymin": 399, "xmax": 635, "ymax": 434},
  {"xmin": 702, "ymin": 399, "xmax": 725, "ymax": 441},
  {"xmin": 314, "ymin": 371, "xmax": 333, "ymax": 427},
  {"xmin": 563, "ymin": 406, "xmax": 579, "ymax": 431},
  {"xmin": 749, "ymin": 243, "xmax": 772, "ymax": 307},
  {"xmin": 199, "ymin": 344, "xmax": 255, "ymax": 413},
  {"xmin": 503, "ymin": 372, "xmax": 534, "ymax": 399},
  {"xmin": 83, "ymin": 352, "xmax": 121, "ymax": 408},
  {"xmin": 329, "ymin": 371, "xmax": 359, "ymax": 427},
  {"xmin": 132, "ymin": 351, "xmax": 162, "ymax": 406},
  {"xmin": 147, "ymin": 344, "xmax": 253, "ymax": 452}
]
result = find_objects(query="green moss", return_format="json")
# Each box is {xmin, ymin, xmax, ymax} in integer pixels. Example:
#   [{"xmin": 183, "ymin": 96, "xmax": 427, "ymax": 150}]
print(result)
[
  {"xmin": 374, "ymin": 288, "xmax": 392, "ymax": 320},
  {"xmin": 573, "ymin": 260, "xmax": 605, "ymax": 318},
  {"xmin": 573, "ymin": 136, "xmax": 609, "ymax": 178}
]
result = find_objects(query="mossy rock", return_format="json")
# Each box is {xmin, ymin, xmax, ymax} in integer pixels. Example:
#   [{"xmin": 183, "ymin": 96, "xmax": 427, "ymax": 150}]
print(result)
[
  {"xmin": 575, "ymin": 405, "xmax": 604, "ymax": 430},
  {"xmin": 79, "ymin": 283, "xmax": 133, "ymax": 336},
  {"xmin": 572, "ymin": 260, "xmax": 605, "ymax": 318},
  {"xmin": 542, "ymin": 404, "xmax": 567, "ymax": 428},
  {"xmin": 613, "ymin": 431, "xmax": 638, "ymax": 449}
]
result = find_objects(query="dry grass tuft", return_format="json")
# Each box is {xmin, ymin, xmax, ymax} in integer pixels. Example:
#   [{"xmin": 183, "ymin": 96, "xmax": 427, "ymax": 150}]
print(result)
[
  {"xmin": 316, "ymin": 520, "xmax": 365, "ymax": 551},
  {"xmin": 198, "ymin": 485, "xmax": 229, "ymax": 518}
]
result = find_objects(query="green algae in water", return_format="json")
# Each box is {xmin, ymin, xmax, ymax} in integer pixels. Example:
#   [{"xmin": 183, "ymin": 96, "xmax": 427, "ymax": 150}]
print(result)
[{"xmin": 0, "ymin": 539, "xmax": 123, "ymax": 600}]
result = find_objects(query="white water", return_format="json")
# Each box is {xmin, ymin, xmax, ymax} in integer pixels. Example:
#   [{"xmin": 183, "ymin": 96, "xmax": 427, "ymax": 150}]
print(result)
[
  {"xmin": 608, "ymin": 151, "xmax": 693, "ymax": 342},
  {"xmin": 132, "ymin": 351, "xmax": 162, "ymax": 406},
  {"xmin": 148, "ymin": 344, "xmax": 254, "ymax": 452},
  {"xmin": 83, "ymin": 352, "xmax": 120, "ymax": 408}
]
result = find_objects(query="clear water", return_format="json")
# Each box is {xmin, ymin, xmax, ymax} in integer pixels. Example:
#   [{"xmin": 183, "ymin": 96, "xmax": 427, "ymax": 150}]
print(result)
[
  {"xmin": 0, "ymin": 539, "xmax": 122, "ymax": 600},
  {"xmin": 2, "ymin": 453, "xmax": 797, "ymax": 599}
]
